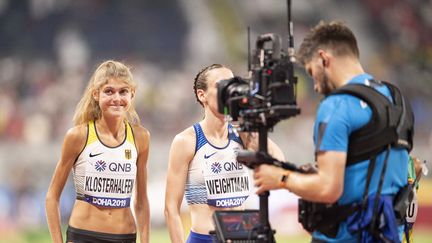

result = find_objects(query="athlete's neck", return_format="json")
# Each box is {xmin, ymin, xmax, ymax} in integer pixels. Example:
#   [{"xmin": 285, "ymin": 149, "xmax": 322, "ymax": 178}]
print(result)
[
  {"xmin": 96, "ymin": 117, "xmax": 125, "ymax": 141},
  {"xmin": 201, "ymin": 116, "xmax": 227, "ymax": 140}
]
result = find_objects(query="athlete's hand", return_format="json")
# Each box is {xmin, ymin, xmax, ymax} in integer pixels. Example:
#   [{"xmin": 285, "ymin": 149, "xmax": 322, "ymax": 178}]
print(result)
[{"xmin": 254, "ymin": 164, "xmax": 286, "ymax": 195}]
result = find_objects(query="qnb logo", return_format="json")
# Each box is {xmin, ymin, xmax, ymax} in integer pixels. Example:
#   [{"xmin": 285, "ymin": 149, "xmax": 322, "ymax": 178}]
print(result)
[
  {"xmin": 211, "ymin": 162, "xmax": 222, "ymax": 174},
  {"xmin": 109, "ymin": 163, "xmax": 132, "ymax": 172},
  {"xmin": 95, "ymin": 160, "xmax": 107, "ymax": 172},
  {"xmin": 223, "ymin": 161, "xmax": 243, "ymax": 171}
]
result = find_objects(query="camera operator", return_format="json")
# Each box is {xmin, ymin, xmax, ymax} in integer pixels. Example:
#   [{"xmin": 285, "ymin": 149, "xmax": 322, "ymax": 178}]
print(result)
[
  {"xmin": 253, "ymin": 21, "xmax": 414, "ymax": 242},
  {"xmin": 164, "ymin": 64, "xmax": 285, "ymax": 243}
]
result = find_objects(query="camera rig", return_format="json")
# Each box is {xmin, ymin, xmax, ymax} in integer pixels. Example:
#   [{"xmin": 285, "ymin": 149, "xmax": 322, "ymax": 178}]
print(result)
[
  {"xmin": 217, "ymin": 32, "xmax": 300, "ymax": 131},
  {"xmin": 213, "ymin": 0, "xmax": 300, "ymax": 242}
]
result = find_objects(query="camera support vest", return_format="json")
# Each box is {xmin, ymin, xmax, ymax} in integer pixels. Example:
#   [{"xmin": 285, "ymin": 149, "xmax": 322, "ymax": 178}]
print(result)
[
  {"xmin": 331, "ymin": 80, "xmax": 414, "ymax": 165},
  {"xmin": 298, "ymin": 81, "xmax": 415, "ymax": 239}
]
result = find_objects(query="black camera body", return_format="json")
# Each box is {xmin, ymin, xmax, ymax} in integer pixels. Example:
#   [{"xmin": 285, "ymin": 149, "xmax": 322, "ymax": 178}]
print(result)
[
  {"xmin": 213, "ymin": 32, "xmax": 300, "ymax": 243},
  {"xmin": 217, "ymin": 33, "xmax": 300, "ymax": 131},
  {"xmin": 213, "ymin": 2, "xmax": 300, "ymax": 242}
]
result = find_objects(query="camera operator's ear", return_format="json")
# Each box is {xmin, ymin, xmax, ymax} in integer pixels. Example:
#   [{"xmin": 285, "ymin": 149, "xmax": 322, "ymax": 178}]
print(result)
[
  {"xmin": 318, "ymin": 50, "xmax": 329, "ymax": 68},
  {"xmin": 318, "ymin": 49, "xmax": 330, "ymax": 67}
]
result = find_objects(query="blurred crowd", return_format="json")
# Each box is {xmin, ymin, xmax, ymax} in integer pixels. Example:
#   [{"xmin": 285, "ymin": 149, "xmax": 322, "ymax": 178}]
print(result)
[
  {"xmin": 0, "ymin": 0, "xmax": 431, "ymax": 232},
  {"xmin": 363, "ymin": 0, "xmax": 432, "ymax": 132}
]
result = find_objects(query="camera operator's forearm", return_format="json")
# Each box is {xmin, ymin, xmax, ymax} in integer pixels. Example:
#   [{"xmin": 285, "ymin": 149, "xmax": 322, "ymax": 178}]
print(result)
[
  {"xmin": 285, "ymin": 151, "xmax": 345, "ymax": 203},
  {"xmin": 284, "ymin": 171, "xmax": 341, "ymax": 203}
]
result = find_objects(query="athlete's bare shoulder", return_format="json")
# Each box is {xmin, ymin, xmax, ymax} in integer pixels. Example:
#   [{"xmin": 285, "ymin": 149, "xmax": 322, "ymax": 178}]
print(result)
[
  {"xmin": 63, "ymin": 124, "xmax": 88, "ymax": 155},
  {"xmin": 175, "ymin": 126, "xmax": 196, "ymax": 144},
  {"xmin": 130, "ymin": 124, "xmax": 150, "ymax": 141},
  {"xmin": 130, "ymin": 124, "xmax": 150, "ymax": 153},
  {"xmin": 66, "ymin": 124, "xmax": 87, "ymax": 142},
  {"xmin": 170, "ymin": 126, "xmax": 196, "ymax": 158}
]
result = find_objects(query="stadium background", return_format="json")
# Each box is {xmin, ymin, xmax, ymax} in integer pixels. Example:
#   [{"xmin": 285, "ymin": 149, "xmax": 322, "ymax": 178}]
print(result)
[{"xmin": 0, "ymin": 0, "xmax": 431, "ymax": 242}]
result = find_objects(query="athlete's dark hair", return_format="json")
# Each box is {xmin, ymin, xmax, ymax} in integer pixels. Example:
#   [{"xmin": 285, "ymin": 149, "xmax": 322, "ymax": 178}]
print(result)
[
  {"xmin": 193, "ymin": 64, "xmax": 226, "ymax": 107},
  {"xmin": 297, "ymin": 21, "xmax": 360, "ymax": 65}
]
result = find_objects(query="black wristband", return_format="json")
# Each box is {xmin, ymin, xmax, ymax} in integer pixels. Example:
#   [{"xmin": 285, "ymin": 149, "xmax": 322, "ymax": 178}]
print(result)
[{"xmin": 280, "ymin": 172, "xmax": 289, "ymax": 187}]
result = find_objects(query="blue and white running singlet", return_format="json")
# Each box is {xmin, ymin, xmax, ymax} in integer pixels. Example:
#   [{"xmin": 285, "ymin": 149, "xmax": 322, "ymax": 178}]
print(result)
[
  {"xmin": 185, "ymin": 123, "xmax": 251, "ymax": 208},
  {"xmin": 73, "ymin": 120, "xmax": 138, "ymax": 208}
]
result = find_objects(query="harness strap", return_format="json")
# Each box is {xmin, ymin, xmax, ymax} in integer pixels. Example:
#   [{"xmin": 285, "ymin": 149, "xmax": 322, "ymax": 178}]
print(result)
[
  {"xmin": 358, "ymin": 154, "xmax": 377, "ymax": 242},
  {"xmin": 362, "ymin": 155, "xmax": 377, "ymax": 208},
  {"xmin": 369, "ymin": 145, "xmax": 392, "ymax": 242}
]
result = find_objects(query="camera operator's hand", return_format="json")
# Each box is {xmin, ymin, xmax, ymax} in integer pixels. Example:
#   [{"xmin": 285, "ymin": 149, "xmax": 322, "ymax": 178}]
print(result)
[{"xmin": 254, "ymin": 164, "xmax": 290, "ymax": 194}]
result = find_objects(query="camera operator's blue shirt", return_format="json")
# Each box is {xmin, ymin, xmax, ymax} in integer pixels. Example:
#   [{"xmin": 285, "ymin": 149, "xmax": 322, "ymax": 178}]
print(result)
[{"xmin": 312, "ymin": 73, "xmax": 408, "ymax": 242}]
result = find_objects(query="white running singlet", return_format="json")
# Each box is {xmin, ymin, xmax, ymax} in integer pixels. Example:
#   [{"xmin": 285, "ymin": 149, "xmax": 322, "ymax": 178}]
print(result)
[
  {"xmin": 73, "ymin": 121, "xmax": 137, "ymax": 208},
  {"xmin": 185, "ymin": 123, "xmax": 251, "ymax": 208}
]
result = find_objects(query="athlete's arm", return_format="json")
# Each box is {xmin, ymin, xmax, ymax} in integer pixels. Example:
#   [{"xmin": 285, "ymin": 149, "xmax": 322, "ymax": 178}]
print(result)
[
  {"xmin": 239, "ymin": 132, "xmax": 285, "ymax": 161},
  {"xmin": 45, "ymin": 126, "xmax": 86, "ymax": 243},
  {"xmin": 164, "ymin": 130, "xmax": 195, "ymax": 243},
  {"xmin": 133, "ymin": 126, "xmax": 151, "ymax": 243},
  {"xmin": 254, "ymin": 151, "xmax": 346, "ymax": 203},
  {"xmin": 267, "ymin": 138, "xmax": 285, "ymax": 161}
]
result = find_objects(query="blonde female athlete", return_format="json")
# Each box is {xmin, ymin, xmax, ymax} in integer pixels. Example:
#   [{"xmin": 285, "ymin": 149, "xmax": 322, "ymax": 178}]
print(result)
[
  {"xmin": 46, "ymin": 60, "xmax": 150, "ymax": 243},
  {"xmin": 164, "ymin": 64, "xmax": 284, "ymax": 243}
]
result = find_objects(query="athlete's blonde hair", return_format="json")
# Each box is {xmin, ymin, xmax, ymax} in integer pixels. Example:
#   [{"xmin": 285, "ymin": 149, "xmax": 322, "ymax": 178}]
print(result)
[{"xmin": 72, "ymin": 60, "xmax": 140, "ymax": 126}]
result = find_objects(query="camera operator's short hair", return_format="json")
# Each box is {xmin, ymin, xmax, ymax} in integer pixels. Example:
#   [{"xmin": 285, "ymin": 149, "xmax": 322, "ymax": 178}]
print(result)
[
  {"xmin": 297, "ymin": 21, "xmax": 359, "ymax": 65},
  {"xmin": 193, "ymin": 63, "xmax": 226, "ymax": 107}
]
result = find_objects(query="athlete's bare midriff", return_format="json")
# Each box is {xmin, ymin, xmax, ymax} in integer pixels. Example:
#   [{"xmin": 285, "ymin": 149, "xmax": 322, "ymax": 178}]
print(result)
[
  {"xmin": 68, "ymin": 200, "xmax": 136, "ymax": 234},
  {"xmin": 189, "ymin": 204, "xmax": 243, "ymax": 235}
]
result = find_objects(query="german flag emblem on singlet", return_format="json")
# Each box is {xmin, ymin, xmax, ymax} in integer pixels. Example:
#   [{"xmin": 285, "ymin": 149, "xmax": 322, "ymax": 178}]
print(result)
[{"xmin": 125, "ymin": 149, "xmax": 131, "ymax": 159}]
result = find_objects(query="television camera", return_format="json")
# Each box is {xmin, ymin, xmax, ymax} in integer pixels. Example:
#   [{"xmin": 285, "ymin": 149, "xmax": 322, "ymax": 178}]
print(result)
[
  {"xmin": 216, "ymin": 32, "xmax": 300, "ymax": 131},
  {"xmin": 212, "ymin": 1, "xmax": 301, "ymax": 242}
]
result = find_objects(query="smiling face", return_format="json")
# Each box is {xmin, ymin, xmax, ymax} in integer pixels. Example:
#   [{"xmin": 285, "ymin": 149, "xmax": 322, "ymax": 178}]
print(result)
[{"xmin": 93, "ymin": 78, "xmax": 134, "ymax": 119}]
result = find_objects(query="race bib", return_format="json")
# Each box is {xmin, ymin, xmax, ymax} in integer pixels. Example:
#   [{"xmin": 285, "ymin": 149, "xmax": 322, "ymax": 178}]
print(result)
[
  {"xmin": 83, "ymin": 159, "xmax": 136, "ymax": 208},
  {"xmin": 203, "ymin": 159, "xmax": 251, "ymax": 208}
]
